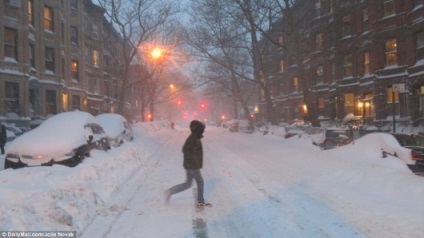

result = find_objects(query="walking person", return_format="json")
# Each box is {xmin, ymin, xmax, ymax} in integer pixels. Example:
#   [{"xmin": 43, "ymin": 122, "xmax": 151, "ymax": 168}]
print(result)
[
  {"xmin": 164, "ymin": 120, "xmax": 211, "ymax": 207},
  {"xmin": 0, "ymin": 124, "xmax": 7, "ymax": 155}
]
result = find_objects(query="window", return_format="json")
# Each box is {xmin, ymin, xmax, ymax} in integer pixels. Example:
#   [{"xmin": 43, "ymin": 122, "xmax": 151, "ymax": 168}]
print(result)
[
  {"xmin": 344, "ymin": 93, "xmax": 355, "ymax": 115},
  {"xmin": 44, "ymin": 6, "xmax": 54, "ymax": 32},
  {"xmin": 315, "ymin": 0, "xmax": 321, "ymax": 17},
  {"xmin": 29, "ymin": 43, "xmax": 35, "ymax": 68},
  {"xmin": 62, "ymin": 58, "xmax": 65, "ymax": 79},
  {"xmin": 62, "ymin": 93, "xmax": 68, "ymax": 111},
  {"xmin": 70, "ymin": 0, "xmax": 78, "ymax": 10},
  {"xmin": 385, "ymin": 38, "xmax": 398, "ymax": 66},
  {"xmin": 92, "ymin": 50, "xmax": 100, "ymax": 67},
  {"xmin": 383, "ymin": 0, "xmax": 395, "ymax": 17},
  {"xmin": 316, "ymin": 65, "xmax": 324, "ymax": 83},
  {"xmin": 5, "ymin": 82, "xmax": 20, "ymax": 114},
  {"xmin": 71, "ymin": 26, "xmax": 78, "ymax": 46},
  {"xmin": 4, "ymin": 27, "xmax": 17, "ymax": 60},
  {"xmin": 387, "ymin": 87, "xmax": 399, "ymax": 103},
  {"xmin": 343, "ymin": 54, "xmax": 353, "ymax": 77},
  {"xmin": 91, "ymin": 24, "xmax": 99, "ymax": 40},
  {"xmin": 344, "ymin": 93, "xmax": 355, "ymax": 106},
  {"xmin": 293, "ymin": 77, "xmax": 299, "ymax": 91},
  {"xmin": 415, "ymin": 31, "xmax": 424, "ymax": 62},
  {"xmin": 280, "ymin": 60, "xmax": 284, "ymax": 72},
  {"xmin": 278, "ymin": 36, "xmax": 284, "ymax": 47},
  {"xmin": 28, "ymin": 0, "xmax": 34, "ymax": 25},
  {"xmin": 318, "ymin": 97, "xmax": 325, "ymax": 109},
  {"xmin": 46, "ymin": 90, "xmax": 57, "ymax": 115},
  {"xmin": 363, "ymin": 51, "xmax": 370, "ymax": 75},
  {"xmin": 45, "ymin": 47, "xmax": 55, "ymax": 72},
  {"xmin": 89, "ymin": 78, "xmax": 100, "ymax": 94},
  {"xmin": 362, "ymin": 8, "xmax": 368, "ymax": 21},
  {"xmin": 72, "ymin": 95, "xmax": 80, "ymax": 110},
  {"xmin": 362, "ymin": 8, "xmax": 369, "ymax": 32},
  {"xmin": 71, "ymin": 60, "xmax": 79, "ymax": 80},
  {"xmin": 342, "ymin": 15, "xmax": 352, "ymax": 37},
  {"xmin": 315, "ymin": 33, "xmax": 323, "ymax": 49},
  {"xmin": 61, "ymin": 22, "xmax": 64, "ymax": 44}
]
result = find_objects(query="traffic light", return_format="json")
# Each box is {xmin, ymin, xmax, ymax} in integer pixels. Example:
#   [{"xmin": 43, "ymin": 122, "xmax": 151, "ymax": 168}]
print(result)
[
  {"xmin": 146, "ymin": 112, "xmax": 152, "ymax": 121},
  {"xmin": 177, "ymin": 99, "xmax": 183, "ymax": 105},
  {"xmin": 199, "ymin": 102, "xmax": 207, "ymax": 110}
]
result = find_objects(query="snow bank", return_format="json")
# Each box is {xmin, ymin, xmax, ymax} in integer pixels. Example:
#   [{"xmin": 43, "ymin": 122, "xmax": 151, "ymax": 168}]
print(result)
[{"xmin": 0, "ymin": 121, "xmax": 168, "ymax": 233}]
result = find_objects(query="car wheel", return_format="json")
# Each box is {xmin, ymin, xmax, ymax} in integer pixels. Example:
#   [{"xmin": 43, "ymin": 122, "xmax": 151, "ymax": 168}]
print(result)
[
  {"xmin": 68, "ymin": 152, "xmax": 85, "ymax": 167},
  {"xmin": 382, "ymin": 151, "xmax": 387, "ymax": 158},
  {"xmin": 103, "ymin": 142, "xmax": 111, "ymax": 151},
  {"xmin": 321, "ymin": 142, "xmax": 331, "ymax": 150}
]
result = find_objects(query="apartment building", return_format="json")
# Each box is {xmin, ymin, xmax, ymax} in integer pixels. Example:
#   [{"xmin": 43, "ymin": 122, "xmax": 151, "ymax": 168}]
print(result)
[
  {"xmin": 263, "ymin": 0, "xmax": 424, "ymax": 126},
  {"xmin": 0, "ymin": 0, "xmax": 122, "ymax": 127}
]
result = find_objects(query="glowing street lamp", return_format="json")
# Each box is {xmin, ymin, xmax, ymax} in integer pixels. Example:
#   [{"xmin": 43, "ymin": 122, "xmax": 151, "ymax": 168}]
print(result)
[{"xmin": 151, "ymin": 48, "xmax": 163, "ymax": 59}]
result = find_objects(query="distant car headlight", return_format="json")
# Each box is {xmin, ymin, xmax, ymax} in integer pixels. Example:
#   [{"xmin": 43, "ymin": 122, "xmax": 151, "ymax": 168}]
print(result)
[{"xmin": 35, "ymin": 155, "xmax": 44, "ymax": 160}]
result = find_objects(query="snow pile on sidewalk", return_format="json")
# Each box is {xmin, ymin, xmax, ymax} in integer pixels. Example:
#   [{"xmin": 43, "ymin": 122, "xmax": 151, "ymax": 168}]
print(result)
[{"xmin": 0, "ymin": 121, "xmax": 168, "ymax": 232}]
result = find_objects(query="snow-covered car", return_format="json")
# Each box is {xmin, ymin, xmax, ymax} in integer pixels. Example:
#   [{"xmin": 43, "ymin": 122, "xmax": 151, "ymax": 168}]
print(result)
[
  {"xmin": 379, "ymin": 133, "xmax": 424, "ymax": 173},
  {"xmin": 3, "ymin": 123, "xmax": 23, "ymax": 136},
  {"xmin": 6, "ymin": 129, "xmax": 16, "ymax": 142},
  {"xmin": 95, "ymin": 113, "xmax": 133, "ymax": 147},
  {"xmin": 229, "ymin": 119, "xmax": 254, "ymax": 133},
  {"xmin": 30, "ymin": 116, "xmax": 46, "ymax": 129},
  {"xmin": 310, "ymin": 128, "xmax": 353, "ymax": 150},
  {"xmin": 284, "ymin": 128, "xmax": 304, "ymax": 139},
  {"xmin": 4, "ymin": 111, "xmax": 110, "ymax": 169}
]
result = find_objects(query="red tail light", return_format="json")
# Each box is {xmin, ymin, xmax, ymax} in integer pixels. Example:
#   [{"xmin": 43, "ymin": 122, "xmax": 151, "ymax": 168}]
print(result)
[
  {"xmin": 411, "ymin": 151, "xmax": 423, "ymax": 160},
  {"xmin": 324, "ymin": 138, "xmax": 334, "ymax": 143}
]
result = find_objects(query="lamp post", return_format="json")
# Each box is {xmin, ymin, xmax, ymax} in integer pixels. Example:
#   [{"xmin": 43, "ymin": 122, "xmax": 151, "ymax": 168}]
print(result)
[{"xmin": 142, "ymin": 46, "xmax": 167, "ymax": 121}]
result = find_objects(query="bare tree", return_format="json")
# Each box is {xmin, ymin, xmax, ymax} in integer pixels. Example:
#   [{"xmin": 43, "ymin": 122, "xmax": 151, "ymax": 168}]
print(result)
[
  {"xmin": 243, "ymin": 0, "xmax": 322, "ymax": 126},
  {"xmin": 184, "ymin": 0, "xmax": 261, "ymax": 123},
  {"xmin": 97, "ymin": 0, "xmax": 180, "ymax": 119}
]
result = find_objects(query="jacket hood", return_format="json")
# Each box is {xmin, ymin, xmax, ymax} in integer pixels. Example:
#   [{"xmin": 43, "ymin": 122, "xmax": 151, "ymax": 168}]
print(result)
[{"xmin": 190, "ymin": 120, "xmax": 205, "ymax": 138}]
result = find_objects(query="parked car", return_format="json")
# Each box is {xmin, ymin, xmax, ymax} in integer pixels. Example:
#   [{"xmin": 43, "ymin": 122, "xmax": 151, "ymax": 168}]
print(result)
[
  {"xmin": 6, "ymin": 129, "xmax": 16, "ymax": 142},
  {"xmin": 30, "ymin": 116, "xmax": 46, "ymax": 129},
  {"xmin": 3, "ymin": 123, "xmax": 23, "ymax": 137},
  {"xmin": 284, "ymin": 128, "xmax": 304, "ymax": 139},
  {"xmin": 229, "ymin": 119, "xmax": 254, "ymax": 133},
  {"xmin": 310, "ymin": 128, "xmax": 353, "ymax": 150},
  {"xmin": 95, "ymin": 113, "xmax": 133, "ymax": 147},
  {"xmin": 380, "ymin": 133, "xmax": 424, "ymax": 173},
  {"xmin": 4, "ymin": 111, "xmax": 110, "ymax": 169}
]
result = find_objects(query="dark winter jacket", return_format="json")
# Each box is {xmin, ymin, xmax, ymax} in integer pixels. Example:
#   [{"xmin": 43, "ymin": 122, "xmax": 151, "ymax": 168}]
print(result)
[
  {"xmin": 0, "ymin": 125, "xmax": 6, "ymax": 146},
  {"xmin": 182, "ymin": 120, "xmax": 205, "ymax": 170}
]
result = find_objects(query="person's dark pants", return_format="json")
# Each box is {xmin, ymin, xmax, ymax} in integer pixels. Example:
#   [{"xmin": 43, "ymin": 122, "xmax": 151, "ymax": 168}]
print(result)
[
  {"xmin": 168, "ymin": 169, "xmax": 204, "ymax": 203},
  {"xmin": 0, "ymin": 145, "xmax": 4, "ymax": 155}
]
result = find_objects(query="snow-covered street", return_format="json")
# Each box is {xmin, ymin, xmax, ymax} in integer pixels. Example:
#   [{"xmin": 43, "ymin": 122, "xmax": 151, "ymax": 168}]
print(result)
[{"xmin": 1, "ymin": 122, "xmax": 424, "ymax": 238}]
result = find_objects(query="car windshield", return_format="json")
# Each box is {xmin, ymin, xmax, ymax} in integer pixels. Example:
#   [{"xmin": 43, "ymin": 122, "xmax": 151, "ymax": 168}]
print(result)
[
  {"xmin": 393, "ymin": 134, "xmax": 424, "ymax": 147},
  {"xmin": 326, "ymin": 130, "xmax": 348, "ymax": 139}
]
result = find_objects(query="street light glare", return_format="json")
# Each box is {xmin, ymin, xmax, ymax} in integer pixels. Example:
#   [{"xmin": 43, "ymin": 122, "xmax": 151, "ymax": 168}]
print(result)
[{"xmin": 151, "ymin": 48, "xmax": 162, "ymax": 59}]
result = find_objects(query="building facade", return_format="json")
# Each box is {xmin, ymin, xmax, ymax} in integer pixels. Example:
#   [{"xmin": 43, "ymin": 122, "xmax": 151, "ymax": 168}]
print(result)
[
  {"xmin": 263, "ymin": 0, "xmax": 424, "ymax": 127},
  {"xmin": 0, "ymin": 0, "xmax": 122, "ymax": 127}
]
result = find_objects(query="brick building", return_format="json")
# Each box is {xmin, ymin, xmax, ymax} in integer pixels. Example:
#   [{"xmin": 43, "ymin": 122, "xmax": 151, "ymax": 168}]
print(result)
[
  {"xmin": 262, "ymin": 0, "xmax": 424, "ymax": 127},
  {"xmin": 0, "ymin": 0, "xmax": 123, "ymax": 127}
]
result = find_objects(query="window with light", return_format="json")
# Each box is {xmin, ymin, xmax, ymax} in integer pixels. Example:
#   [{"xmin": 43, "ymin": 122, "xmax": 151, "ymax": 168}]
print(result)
[{"xmin": 385, "ymin": 38, "xmax": 397, "ymax": 66}]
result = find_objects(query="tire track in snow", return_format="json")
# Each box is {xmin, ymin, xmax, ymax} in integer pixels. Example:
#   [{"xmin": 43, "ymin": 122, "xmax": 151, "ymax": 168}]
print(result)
[
  {"xmin": 202, "ymin": 131, "xmax": 364, "ymax": 238},
  {"xmin": 80, "ymin": 130, "xmax": 179, "ymax": 238}
]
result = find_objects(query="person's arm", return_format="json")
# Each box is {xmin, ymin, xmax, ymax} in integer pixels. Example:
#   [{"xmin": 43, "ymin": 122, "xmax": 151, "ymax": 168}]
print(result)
[{"xmin": 182, "ymin": 136, "xmax": 194, "ymax": 154}]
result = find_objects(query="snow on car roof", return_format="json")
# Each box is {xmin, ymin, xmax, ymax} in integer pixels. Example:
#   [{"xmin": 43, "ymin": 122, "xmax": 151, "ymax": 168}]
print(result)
[
  {"xmin": 7, "ymin": 111, "xmax": 97, "ymax": 155},
  {"xmin": 95, "ymin": 113, "xmax": 127, "ymax": 137}
]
